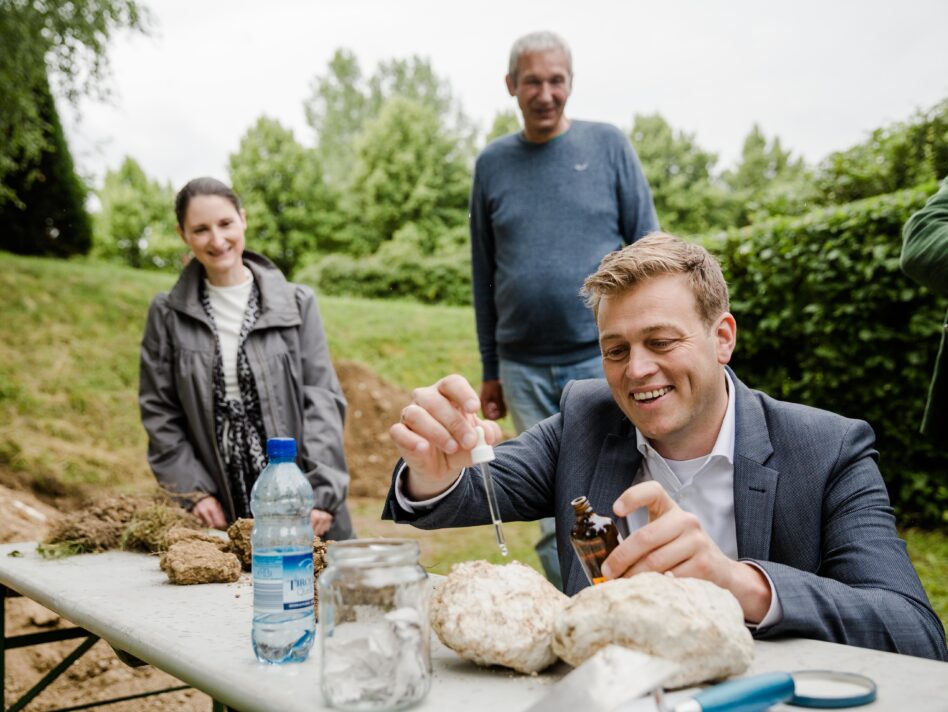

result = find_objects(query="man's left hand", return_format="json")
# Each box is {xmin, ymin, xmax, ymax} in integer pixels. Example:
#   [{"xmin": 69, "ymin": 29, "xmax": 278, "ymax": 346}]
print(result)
[
  {"xmin": 602, "ymin": 481, "xmax": 771, "ymax": 623},
  {"xmin": 311, "ymin": 509, "xmax": 333, "ymax": 537}
]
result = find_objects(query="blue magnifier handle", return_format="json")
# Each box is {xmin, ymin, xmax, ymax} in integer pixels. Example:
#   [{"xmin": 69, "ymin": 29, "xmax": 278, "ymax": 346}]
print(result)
[{"xmin": 687, "ymin": 672, "xmax": 795, "ymax": 712}]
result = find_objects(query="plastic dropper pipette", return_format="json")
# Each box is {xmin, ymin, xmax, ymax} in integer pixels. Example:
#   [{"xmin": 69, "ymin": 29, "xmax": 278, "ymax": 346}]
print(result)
[{"xmin": 470, "ymin": 425, "xmax": 508, "ymax": 556}]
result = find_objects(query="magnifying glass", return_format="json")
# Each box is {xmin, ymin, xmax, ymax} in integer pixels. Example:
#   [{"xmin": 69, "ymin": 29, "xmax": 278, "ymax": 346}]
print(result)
[
  {"xmin": 789, "ymin": 670, "xmax": 877, "ymax": 708},
  {"xmin": 654, "ymin": 669, "xmax": 877, "ymax": 711}
]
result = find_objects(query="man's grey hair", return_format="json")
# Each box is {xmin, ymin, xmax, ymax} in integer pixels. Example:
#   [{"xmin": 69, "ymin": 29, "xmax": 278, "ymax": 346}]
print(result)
[{"xmin": 507, "ymin": 31, "xmax": 572, "ymax": 85}]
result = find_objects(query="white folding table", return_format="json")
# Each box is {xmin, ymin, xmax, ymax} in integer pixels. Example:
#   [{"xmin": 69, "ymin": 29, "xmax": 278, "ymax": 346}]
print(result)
[{"xmin": 0, "ymin": 542, "xmax": 944, "ymax": 711}]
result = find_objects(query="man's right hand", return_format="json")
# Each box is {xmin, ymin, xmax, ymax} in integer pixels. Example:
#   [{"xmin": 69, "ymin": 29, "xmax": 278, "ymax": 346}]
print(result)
[
  {"xmin": 389, "ymin": 374, "xmax": 503, "ymax": 500},
  {"xmin": 192, "ymin": 495, "xmax": 227, "ymax": 530},
  {"xmin": 480, "ymin": 379, "xmax": 507, "ymax": 420}
]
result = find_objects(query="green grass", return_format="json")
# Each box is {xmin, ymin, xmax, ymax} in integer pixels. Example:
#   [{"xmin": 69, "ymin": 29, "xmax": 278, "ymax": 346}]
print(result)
[
  {"xmin": 348, "ymin": 497, "xmax": 542, "ymax": 574},
  {"xmin": 0, "ymin": 251, "xmax": 944, "ymax": 627},
  {"xmin": 905, "ymin": 528, "xmax": 948, "ymax": 625},
  {"xmin": 316, "ymin": 293, "xmax": 482, "ymax": 391}
]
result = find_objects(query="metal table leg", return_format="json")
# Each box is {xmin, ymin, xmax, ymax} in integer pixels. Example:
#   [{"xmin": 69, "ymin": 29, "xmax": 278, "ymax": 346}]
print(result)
[{"xmin": 2, "ymin": 583, "xmax": 193, "ymax": 711}]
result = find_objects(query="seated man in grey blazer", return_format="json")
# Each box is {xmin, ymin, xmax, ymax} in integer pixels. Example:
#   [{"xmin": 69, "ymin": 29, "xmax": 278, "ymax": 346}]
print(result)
[{"xmin": 383, "ymin": 232, "xmax": 947, "ymax": 661}]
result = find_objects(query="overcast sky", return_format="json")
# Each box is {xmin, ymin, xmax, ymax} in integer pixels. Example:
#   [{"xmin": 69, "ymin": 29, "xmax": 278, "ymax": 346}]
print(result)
[{"xmin": 63, "ymin": 0, "xmax": 948, "ymax": 192}]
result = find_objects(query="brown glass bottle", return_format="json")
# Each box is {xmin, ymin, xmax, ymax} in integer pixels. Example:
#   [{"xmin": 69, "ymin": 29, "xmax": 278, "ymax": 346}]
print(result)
[{"xmin": 569, "ymin": 495, "xmax": 620, "ymax": 585}]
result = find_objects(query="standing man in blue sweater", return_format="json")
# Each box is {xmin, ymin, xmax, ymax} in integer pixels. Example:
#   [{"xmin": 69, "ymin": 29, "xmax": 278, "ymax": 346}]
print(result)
[{"xmin": 470, "ymin": 30, "xmax": 658, "ymax": 588}]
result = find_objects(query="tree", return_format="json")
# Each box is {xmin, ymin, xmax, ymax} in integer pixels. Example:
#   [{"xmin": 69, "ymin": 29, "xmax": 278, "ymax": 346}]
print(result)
[
  {"xmin": 302, "ymin": 49, "xmax": 368, "ymax": 187},
  {"xmin": 95, "ymin": 156, "xmax": 178, "ymax": 269},
  {"xmin": 722, "ymin": 124, "xmax": 811, "ymax": 225},
  {"xmin": 228, "ymin": 116, "xmax": 340, "ymax": 275},
  {"xmin": 343, "ymin": 97, "xmax": 471, "ymax": 256},
  {"xmin": 304, "ymin": 50, "xmax": 474, "ymax": 187},
  {"xmin": 629, "ymin": 113, "xmax": 733, "ymax": 235},
  {"xmin": 485, "ymin": 109, "xmax": 520, "ymax": 144},
  {"xmin": 815, "ymin": 99, "xmax": 948, "ymax": 205},
  {"xmin": 0, "ymin": 71, "xmax": 92, "ymax": 257},
  {"xmin": 0, "ymin": 0, "xmax": 148, "ymax": 207}
]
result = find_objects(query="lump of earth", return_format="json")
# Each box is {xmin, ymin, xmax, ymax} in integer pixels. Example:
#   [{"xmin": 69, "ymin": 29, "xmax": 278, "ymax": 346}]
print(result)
[
  {"xmin": 40, "ymin": 494, "xmax": 147, "ymax": 556},
  {"xmin": 159, "ymin": 540, "xmax": 241, "ymax": 585},
  {"xmin": 119, "ymin": 504, "xmax": 201, "ymax": 553},
  {"xmin": 551, "ymin": 573, "xmax": 754, "ymax": 688},
  {"xmin": 164, "ymin": 526, "xmax": 229, "ymax": 551},
  {"xmin": 430, "ymin": 560, "xmax": 567, "ymax": 674},
  {"xmin": 313, "ymin": 536, "xmax": 329, "ymax": 611},
  {"xmin": 226, "ymin": 518, "xmax": 253, "ymax": 570}
]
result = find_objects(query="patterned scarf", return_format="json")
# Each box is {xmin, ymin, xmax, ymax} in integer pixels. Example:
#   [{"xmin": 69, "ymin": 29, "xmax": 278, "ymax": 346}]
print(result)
[{"xmin": 200, "ymin": 279, "xmax": 268, "ymax": 519}]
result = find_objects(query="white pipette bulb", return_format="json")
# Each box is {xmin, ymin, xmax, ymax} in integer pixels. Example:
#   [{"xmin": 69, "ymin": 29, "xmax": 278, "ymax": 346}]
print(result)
[{"xmin": 470, "ymin": 426, "xmax": 496, "ymax": 464}]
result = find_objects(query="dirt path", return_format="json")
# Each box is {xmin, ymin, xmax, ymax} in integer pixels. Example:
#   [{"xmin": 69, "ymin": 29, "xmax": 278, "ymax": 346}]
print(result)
[{"xmin": 1, "ymin": 360, "xmax": 409, "ymax": 711}]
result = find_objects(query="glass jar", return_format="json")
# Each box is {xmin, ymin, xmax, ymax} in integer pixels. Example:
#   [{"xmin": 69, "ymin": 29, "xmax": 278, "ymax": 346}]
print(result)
[{"xmin": 318, "ymin": 539, "xmax": 431, "ymax": 711}]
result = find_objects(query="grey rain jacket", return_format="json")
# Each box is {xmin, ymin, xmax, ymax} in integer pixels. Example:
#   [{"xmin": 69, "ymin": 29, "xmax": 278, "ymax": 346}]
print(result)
[{"xmin": 139, "ymin": 251, "xmax": 353, "ymax": 539}]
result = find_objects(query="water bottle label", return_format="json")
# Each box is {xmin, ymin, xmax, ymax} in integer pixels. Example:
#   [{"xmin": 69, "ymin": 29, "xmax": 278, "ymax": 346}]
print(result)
[
  {"xmin": 282, "ymin": 552, "xmax": 314, "ymax": 610},
  {"xmin": 253, "ymin": 551, "xmax": 314, "ymax": 612}
]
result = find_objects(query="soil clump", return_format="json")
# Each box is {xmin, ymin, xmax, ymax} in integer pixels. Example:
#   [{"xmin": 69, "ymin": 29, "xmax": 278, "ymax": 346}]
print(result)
[
  {"xmin": 165, "ymin": 526, "xmax": 229, "ymax": 551},
  {"xmin": 227, "ymin": 518, "xmax": 254, "ymax": 569},
  {"xmin": 160, "ymin": 540, "xmax": 242, "ymax": 584}
]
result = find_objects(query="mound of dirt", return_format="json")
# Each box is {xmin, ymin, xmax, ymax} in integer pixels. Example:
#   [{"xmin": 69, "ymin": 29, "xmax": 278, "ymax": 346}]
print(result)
[{"xmin": 337, "ymin": 360, "xmax": 411, "ymax": 498}]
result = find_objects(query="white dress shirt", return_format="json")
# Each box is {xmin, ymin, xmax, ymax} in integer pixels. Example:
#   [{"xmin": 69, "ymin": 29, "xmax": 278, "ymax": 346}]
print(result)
[{"xmin": 395, "ymin": 370, "xmax": 781, "ymax": 626}]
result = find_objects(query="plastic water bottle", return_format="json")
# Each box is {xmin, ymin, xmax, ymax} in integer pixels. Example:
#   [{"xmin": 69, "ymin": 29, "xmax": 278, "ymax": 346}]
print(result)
[{"xmin": 251, "ymin": 437, "xmax": 315, "ymax": 664}]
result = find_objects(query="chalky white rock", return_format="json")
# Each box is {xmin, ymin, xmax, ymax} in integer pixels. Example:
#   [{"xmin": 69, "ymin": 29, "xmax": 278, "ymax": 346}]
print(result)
[
  {"xmin": 430, "ymin": 560, "xmax": 567, "ymax": 674},
  {"xmin": 552, "ymin": 572, "xmax": 754, "ymax": 688}
]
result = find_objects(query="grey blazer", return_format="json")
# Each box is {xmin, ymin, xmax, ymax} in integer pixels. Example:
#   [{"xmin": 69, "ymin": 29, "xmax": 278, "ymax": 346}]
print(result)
[{"xmin": 383, "ymin": 372, "xmax": 947, "ymax": 661}]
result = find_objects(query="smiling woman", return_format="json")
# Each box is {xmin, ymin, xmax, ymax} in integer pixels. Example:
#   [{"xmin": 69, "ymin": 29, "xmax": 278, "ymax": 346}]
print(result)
[
  {"xmin": 175, "ymin": 183, "xmax": 249, "ymax": 287},
  {"xmin": 138, "ymin": 177, "xmax": 355, "ymax": 540}
]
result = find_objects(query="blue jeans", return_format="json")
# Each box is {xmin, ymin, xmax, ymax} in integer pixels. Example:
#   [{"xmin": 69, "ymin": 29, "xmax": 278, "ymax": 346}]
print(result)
[{"xmin": 498, "ymin": 354, "xmax": 604, "ymax": 590}]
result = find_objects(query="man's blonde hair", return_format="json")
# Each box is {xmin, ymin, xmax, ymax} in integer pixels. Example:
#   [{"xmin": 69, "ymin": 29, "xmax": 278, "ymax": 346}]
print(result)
[{"xmin": 581, "ymin": 232, "xmax": 729, "ymax": 325}]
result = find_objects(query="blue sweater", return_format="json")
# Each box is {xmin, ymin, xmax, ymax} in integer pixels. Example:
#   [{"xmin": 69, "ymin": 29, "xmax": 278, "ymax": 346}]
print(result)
[{"xmin": 470, "ymin": 120, "xmax": 658, "ymax": 381}]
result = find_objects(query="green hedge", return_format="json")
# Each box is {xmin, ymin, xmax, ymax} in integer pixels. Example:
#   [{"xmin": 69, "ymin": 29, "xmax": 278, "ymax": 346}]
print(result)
[
  {"xmin": 708, "ymin": 182, "xmax": 947, "ymax": 525},
  {"xmin": 303, "ymin": 246, "xmax": 472, "ymax": 306}
]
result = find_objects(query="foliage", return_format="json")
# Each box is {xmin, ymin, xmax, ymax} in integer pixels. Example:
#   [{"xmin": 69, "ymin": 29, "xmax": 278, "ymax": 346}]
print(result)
[
  {"xmin": 228, "ymin": 116, "xmax": 340, "ymax": 274},
  {"xmin": 305, "ymin": 49, "xmax": 474, "ymax": 187},
  {"xmin": 904, "ymin": 528, "xmax": 948, "ymax": 625},
  {"xmin": 722, "ymin": 123, "xmax": 813, "ymax": 225},
  {"xmin": 0, "ymin": 71, "xmax": 92, "ymax": 257},
  {"xmin": 630, "ymin": 113, "xmax": 734, "ymax": 235},
  {"xmin": 0, "ymin": 0, "xmax": 147, "ymax": 207},
  {"xmin": 710, "ymin": 183, "xmax": 948, "ymax": 525},
  {"xmin": 340, "ymin": 97, "xmax": 471, "ymax": 256},
  {"xmin": 308, "ymin": 229, "xmax": 472, "ymax": 306},
  {"xmin": 485, "ymin": 109, "xmax": 520, "ymax": 143},
  {"xmin": 815, "ymin": 99, "xmax": 948, "ymax": 205},
  {"xmin": 302, "ymin": 49, "xmax": 368, "ymax": 187},
  {"xmin": 94, "ymin": 156, "xmax": 179, "ymax": 269}
]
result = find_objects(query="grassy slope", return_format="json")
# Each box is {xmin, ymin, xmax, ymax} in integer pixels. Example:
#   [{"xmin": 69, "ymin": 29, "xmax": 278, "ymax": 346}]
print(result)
[
  {"xmin": 0, "ymin": 252, "xmax": 539, "ymax": 571},
  {"xmin": 0, "ymin": 252, "xmax": 943, "ymax": 623}
]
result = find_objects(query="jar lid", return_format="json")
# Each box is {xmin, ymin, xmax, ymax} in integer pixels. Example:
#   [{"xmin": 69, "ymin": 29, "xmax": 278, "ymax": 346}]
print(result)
[{"xmin": 327, "ymin": 538, "xmax": 421, "ymax": 567}]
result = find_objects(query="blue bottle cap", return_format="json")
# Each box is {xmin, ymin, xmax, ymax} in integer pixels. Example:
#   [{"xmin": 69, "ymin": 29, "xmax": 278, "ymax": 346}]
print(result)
[{"xmin": 266, "ymin": 437, "xmax": 297, "ymax": 459}]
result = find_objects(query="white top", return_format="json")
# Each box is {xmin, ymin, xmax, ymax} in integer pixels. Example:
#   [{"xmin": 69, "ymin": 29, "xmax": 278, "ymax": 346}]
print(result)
[{"xmin": 204, "ymin": 270, "xmax": 253, "ymax": 400}]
